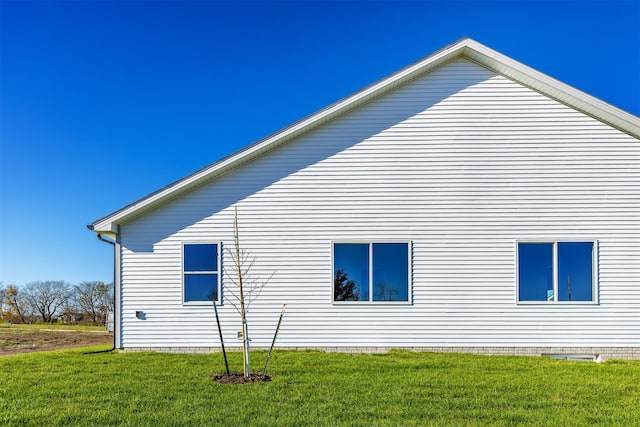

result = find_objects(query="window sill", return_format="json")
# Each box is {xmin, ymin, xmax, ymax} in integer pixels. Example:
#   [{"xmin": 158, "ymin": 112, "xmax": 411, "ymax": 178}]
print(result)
[
  {"xmin": 332, "ymin": 301, "xmax": 413, "ymax": 306},
  {"xmin": 516, "ymin": 301, "xmax": 599, "ymax": 306},
  {"xmin": 182, "ymin": 301, "xmax": 220, "ymax": 306}
]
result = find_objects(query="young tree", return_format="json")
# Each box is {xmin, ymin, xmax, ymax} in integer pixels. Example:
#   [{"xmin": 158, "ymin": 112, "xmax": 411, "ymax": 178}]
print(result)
[
  {"xmin": 0, "ymin": 283, "xmax": 5, "ymax": 320},
  {"xmin": 4, "ymin": 285, "xmax": 28, "ymax": 323},
  {"xmin": 76, "ymin": 281, "xmax": 113, "ymax": 325},
  {"xmin": 224, "ymin": 206, "xmax": 272, "ymax": 378},
  {"xmin": 100, "ymin": 282, "xmax": 115, "ymax": 318},
  {"xmin": 22, "ymin": 281, "xmax": 70, "ymax": 323}
]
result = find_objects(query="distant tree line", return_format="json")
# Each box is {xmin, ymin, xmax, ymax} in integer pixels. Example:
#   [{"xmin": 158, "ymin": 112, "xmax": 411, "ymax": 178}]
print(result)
[{"xmin": 0, "ymin": 281, "xmax": 114, "ymax": 326}]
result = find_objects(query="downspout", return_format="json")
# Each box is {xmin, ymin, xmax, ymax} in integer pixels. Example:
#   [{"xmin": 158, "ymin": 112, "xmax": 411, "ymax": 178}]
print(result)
[{"xmin": 84, "ymin": 226, "xmax": 118, "ymax": 354}]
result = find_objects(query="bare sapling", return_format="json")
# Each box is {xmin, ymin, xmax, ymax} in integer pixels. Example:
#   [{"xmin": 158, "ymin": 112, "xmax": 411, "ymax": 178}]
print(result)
[{"xmin": 224, "ymin": 206, "xmax": 273, "ymax": 378}]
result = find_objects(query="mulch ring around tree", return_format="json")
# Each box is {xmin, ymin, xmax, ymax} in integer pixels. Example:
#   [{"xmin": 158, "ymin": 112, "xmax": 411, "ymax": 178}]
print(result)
[{"xmin": 213, "ymin": 372, "xmax": 272, "ymax": 384}]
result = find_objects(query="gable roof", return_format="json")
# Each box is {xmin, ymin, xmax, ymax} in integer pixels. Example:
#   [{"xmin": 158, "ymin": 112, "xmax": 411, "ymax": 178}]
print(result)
[{"xmin": 89, "ymin": 37, "xmax": 640, "ymax": 236}]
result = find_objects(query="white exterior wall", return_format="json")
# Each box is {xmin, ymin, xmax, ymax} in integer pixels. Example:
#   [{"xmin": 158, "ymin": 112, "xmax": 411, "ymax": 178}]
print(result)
[{"xmin": 118, "ymin": 59, "xmax": 640, "ymax": 352}]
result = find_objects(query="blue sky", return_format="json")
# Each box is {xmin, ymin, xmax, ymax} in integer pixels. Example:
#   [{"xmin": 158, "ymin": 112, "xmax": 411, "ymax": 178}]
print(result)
[{"xmin": 1, "ymin": 0, "xmax": 639, "ymax": 287}]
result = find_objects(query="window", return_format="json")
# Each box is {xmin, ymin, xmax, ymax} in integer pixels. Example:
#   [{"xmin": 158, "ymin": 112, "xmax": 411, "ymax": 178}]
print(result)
[
  {"xmin": 183, "ymin": 243, "xmax": 220, "ymax": 303},
  {"xmin": 517, "ymin": 241, "xmax": 596, "ymax": 303},
  {"xmin": 333, "ymin": 242, "xmax": 410, "ymax": 303}
]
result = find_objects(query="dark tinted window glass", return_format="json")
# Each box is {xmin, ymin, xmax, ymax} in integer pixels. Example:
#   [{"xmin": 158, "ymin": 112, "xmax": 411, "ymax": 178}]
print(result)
[
  {"xmin": 184, "ymin": 244, "xmax": 217, "ymax": 272},
  {"xmin": 334, "ymin": 244, "xmax": 369, "ymax": 301},
  {"xmin": 372, "ymin": 243, "xmax": 408, "ymax": 301},
  {"xmin": 518, "ymin": 243, "xmax": 553, "ymax": 301},
  {"xmin": 557, "ymin": 242, "xmax": 593, "ymax": 302},
  {"xmin": 184, "ymin": 274, "xmax": 218, "ymax": 302}
]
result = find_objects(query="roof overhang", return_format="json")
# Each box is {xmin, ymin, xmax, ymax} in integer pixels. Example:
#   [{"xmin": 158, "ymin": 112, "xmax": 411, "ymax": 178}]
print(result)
[{"xmin": 89, "ymin": 38, "xmax": 640, "ymax": 235}]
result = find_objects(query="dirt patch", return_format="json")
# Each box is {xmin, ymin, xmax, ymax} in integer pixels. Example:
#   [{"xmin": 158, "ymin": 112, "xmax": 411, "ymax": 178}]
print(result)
[
  {"xmin": 213, "ymin": 372, "xmax": 272, "ymax": 384},
  {"xmin": 0, "ymin": 328, "xmax": 113, "ymax": 356}
]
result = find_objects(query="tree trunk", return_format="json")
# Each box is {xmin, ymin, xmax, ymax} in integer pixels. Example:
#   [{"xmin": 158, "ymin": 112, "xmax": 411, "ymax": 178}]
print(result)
[{"xmin": 234, "ymin": 206, "xmax": 251, "ymax": 378}]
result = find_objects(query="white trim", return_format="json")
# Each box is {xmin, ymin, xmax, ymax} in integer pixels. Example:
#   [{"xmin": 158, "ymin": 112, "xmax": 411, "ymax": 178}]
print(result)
[
  {"xmin": 181, "ymin": 242, "xmax": 222, "ymax": 305},
  {"xmin": 115, "ymin": 232, "xmax": 122, "ymax": 349},
  {"xmin": 593, "ymin": 240, "xmax": 600, "ymax": 305},
  {"xmin": 516, "ymin": 239, "xmax": 599, "ymax": 305},
  {"xmin": 552, "ymin": 242, "xmax": 558, "ymax": 302},
  {"xmin": 331, "ymin": 240, "xmax": 413, "ymax": 305},
  {"xmin": 89, "ymin": 38, "xmax": 640, "ymax": 235}
]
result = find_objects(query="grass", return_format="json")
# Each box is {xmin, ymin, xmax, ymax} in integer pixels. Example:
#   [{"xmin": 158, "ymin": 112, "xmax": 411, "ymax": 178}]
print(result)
[{"xmin": 1, "ymin": 349, "xmax": 639, "ymax": 426}]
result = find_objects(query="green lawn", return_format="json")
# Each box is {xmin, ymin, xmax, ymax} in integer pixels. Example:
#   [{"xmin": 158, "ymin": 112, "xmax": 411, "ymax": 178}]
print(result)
[{"xmin": 1, "ymin": 348, "xmax": 639, "ymax": 426}]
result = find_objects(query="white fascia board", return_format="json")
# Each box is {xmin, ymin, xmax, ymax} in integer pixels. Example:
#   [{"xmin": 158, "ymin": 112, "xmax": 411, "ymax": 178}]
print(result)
[
  {"xmin": 461, "ymin": 40, "xmax": 640, "ymax": 138},
  {"xmin": 90, "ymin": 38, "xmax": 640, "ymax": 234},
  {"xmin": 90, "ymin": 222, "xmax": 118, "ymax": 235},
  {"xmin": 97, "ymin": 231, "xmax": 117, "ymax": 240}
]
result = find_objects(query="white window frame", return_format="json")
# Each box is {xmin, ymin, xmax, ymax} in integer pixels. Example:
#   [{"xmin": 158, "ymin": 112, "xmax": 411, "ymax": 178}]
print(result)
[
  {"xmin": 331, "ymin": 241, "xmax": 412, "ymax": 305},
  {"xmin": 515, "ymin": 239, "xmax": 598, "ymax": 305},
  {"xmin": 182, "ymin": 242, "xmax": 222, "ymax": 305}
]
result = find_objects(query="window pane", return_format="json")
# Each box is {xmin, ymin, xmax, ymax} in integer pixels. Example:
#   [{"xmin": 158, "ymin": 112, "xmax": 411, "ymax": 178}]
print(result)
[
  {"xmin": 518, "ymin": 243, "xmax": 553, "ymax": 301},
  {"xmin": 558, "ymin": 242, "xmax": 593, "ymax": 302},
  {"xmin": 184, "ymin": 244, "xmax": 218, "ymax": 272},
  {"xmin": 372, "ymin": 243, "xmax": 409, "ymax": 302},
  {"xmin": 184, "ymin": 274, "xmax": 218, "ymax": 302},
  {"xmin": 334, "ymin": 244, "xmax": 369, "ymax": 301}
]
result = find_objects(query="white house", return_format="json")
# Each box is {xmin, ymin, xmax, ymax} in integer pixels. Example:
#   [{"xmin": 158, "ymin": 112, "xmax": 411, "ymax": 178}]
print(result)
[{"xmin": 89, "ymin": 38, "xmax": 640, "ymax": 359}]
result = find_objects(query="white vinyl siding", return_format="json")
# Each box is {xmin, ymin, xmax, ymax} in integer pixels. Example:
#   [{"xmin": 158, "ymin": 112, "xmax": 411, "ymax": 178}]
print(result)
[{"xmin": 117, "ymin": 59, "xmax": 640, "ymax": 350}]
